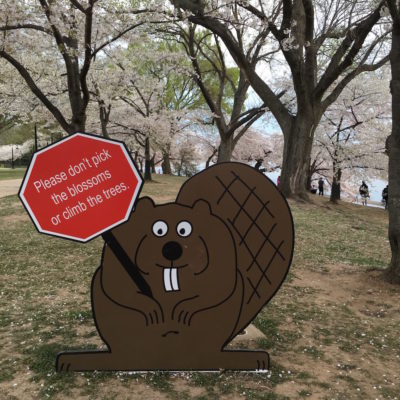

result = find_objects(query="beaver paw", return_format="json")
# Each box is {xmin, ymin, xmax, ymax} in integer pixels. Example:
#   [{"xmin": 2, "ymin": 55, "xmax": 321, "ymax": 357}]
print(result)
[
  {"xmin": 56, "ymin": 353, "xmax": 74, "ymax": 372},
  {"xmin": 145, "ymin": 309, "xmax": 162, "ymax": 325},
  {"xmin": 173, "ymin": 309, "xmax": 193, "ymax": 325}
]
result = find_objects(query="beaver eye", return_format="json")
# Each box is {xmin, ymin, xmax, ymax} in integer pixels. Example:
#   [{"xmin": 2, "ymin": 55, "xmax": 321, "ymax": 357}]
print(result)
[
  {"xmin": 177, "ymin": 221, "xmax": 192, "ymax": 237},
  {"xmin": 152, "ymin": 220, "xmax": 168, "ymax": 237}
]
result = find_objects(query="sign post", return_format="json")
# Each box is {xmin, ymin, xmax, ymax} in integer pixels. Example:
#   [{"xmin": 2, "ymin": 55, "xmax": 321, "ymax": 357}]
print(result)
[{"xmin": 19, "ymin": 132, "xmax": 151, "ymax": 296}]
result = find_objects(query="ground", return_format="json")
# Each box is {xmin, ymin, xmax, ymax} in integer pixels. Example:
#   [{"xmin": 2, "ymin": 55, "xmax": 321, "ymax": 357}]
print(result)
[{"xmin": 0, "ymin": 171, "xmax": 398, "ymax": 400}]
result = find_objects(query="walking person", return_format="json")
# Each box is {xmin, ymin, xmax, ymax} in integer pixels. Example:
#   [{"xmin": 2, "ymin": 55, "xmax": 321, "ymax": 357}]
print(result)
[
  {"xmin": 359, "ymin": 181, "xmax": 369, "ymax": 206},
  {"xmin": 318, "ymin": 177, "xmax": 324, "ymax": 196}
]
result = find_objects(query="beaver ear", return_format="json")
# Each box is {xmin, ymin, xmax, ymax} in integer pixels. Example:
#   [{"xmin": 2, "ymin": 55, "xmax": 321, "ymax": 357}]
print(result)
[
  {"xmin": 133, "ymin": 196, "xmax": 155, "ymax": 213},
  {"xmin": 192, "ymin": 198, "xmax": 213, "ymax": 214}
]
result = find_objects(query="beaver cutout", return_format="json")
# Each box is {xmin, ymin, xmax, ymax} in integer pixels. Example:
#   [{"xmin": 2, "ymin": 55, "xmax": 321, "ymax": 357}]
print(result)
[{"xmin": 56, "ymin": 162, "xmax": 294, "ymax": 372}]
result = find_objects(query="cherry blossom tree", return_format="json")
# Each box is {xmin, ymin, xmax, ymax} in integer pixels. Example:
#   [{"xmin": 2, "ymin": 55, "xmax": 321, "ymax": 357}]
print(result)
[
  {"xmin": 105, "ymin": 38, "xmax": 204, "ymax": 180},
  {"xmin": 172, "ymin": 130, "xmax": 202, "ymax": 176},
  {"xmin": 232, "ymin": 129, "xmax": 283, "ymax": 170},
  {"xmin": 171, "ymin": 0, "xmax": 391, "ymax": 197},
  {"xmin": 167, "ymin": 23, "xmax": 269, "ymax": 161},
  {"xmin": 312, "ymin": 71, "xmax": 390, "ymax": 202},
  {"xmin": 0, "ymin": 0, "xmax": 158, "ymax": 134}
]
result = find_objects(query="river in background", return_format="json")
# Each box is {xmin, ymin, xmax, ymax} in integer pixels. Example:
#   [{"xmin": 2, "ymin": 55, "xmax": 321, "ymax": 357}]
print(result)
[{"xmin": 265, "ymin": 170, "xmax": 387, "ymax": 203}]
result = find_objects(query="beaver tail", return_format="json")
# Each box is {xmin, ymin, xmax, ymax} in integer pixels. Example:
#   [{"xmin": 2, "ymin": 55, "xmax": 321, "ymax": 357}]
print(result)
[{"xmin": 176, "ymin": 162, "xmax": 294, "ymax": 339}]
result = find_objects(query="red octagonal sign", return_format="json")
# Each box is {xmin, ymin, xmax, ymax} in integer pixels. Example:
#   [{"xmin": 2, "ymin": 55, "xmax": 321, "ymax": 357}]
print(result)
[{"xmin": 19, "ymin": 132, "xmax": 143, "ymax": 242}]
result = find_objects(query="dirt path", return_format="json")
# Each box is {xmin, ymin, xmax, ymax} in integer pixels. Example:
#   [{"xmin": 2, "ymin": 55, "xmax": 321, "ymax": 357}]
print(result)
[{"xmin": 0, "ymin": 178, "xmax": 22, "ymax": 198}]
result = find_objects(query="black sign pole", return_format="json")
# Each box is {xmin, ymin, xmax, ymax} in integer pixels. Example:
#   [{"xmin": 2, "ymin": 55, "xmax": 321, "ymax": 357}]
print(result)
[{"xmin": 102, "ymin": 231, "xmax": 153, "ymax": 298}]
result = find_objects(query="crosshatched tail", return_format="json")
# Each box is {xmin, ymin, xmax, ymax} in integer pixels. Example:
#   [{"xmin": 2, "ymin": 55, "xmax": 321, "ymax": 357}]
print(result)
[{"xmin": 176, "ymin": 162, "xmax": 294, "ymax": 338}]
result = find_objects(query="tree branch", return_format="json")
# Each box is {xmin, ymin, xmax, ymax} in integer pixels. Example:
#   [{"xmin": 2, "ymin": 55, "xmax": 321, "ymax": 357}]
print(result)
[
  {"xmin": 0, "ymin": 24, "xmax": 51, "ymax": 34},
  {"xmin": 321, "ymin": 54, "xmax": 390, "ymax": 111},
  {"xmin": 315, "ymin": 2, "xmax": 385, "ymax": 100},
  {"xmin": 188, "ymin": 14, "xmax": 291, "ymax": 132},
  {"xmin": 0, "ymin": 50, "xmax": 70, "ymax": 132}
]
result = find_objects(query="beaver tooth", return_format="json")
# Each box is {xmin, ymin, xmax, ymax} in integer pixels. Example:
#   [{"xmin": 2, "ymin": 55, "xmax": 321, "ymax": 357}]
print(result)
[
  {"xmin": 171, "ymin": 268, "xmax": 179, "ymax": 291},
  {"xmin": 163, "ymin": 268, "xmax": 179, "ymax": 292},
  {"xmin": 163, "ymin": 268, "xmax": 172, "ymax": 291}
]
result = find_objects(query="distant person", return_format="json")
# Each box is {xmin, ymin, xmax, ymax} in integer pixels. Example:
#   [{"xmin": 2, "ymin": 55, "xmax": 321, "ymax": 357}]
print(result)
[
  {"xmin": 310, "ymin": 184, "xmax": 317, "ymax": 194},
  {"xmin": 359, "ymin": 181, "xmax": 369, "ymax": 206},
  {"xmin": 254, "ymin": 159, "xmax": 266, "ymax": 173},
  {"xmin": 318, "ymin": 177, "xmax": 324, "ymax": 196},
  {"xmin": 277, "ymin": 175, "xmax": 281, "ymax": 187},
  {"xmin": 382, "ymin": 185, "xmax": 388, "ymax": 210}
]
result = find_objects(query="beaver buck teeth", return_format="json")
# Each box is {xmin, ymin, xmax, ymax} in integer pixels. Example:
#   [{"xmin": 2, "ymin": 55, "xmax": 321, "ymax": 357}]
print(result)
[{"xmin": 163, "ymin": 268, "xmax": 179, "ymax": 292}]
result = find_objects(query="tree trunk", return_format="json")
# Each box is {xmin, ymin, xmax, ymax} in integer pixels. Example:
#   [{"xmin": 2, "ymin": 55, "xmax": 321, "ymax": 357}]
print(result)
[
  {"xmin": 144, "ymin": 137, "xmax": 152, "ymax": 181},
  {"xmin": 150, "ymin": 154, "xmax": 156, "ymax": 174},
  {"xmin": 99, "ymin": 101, "xmax": 110, "ymax": 139},
  {"xmin": 217, "ymin": 136, "xmax": 233, "ymax": 162},
  {"xmin": 162, "ymin": 152, "xmax": 172, "ymax": 175},
  {"xmin": 385, "ymin": 14, "xmax": 400, "ymax": 284},
  {"xmin": 280, "ymin": 117, "xmax": 315, "ymax": 198},
  {"xmin": 69, "ymin": 114, "xmax": 86, "ymax": 134},
  {"xmin": 306, "ymin": 168, "xmax": 312, "ymax": 192},
  {"xmin": 330, "ymin": 167, "xmax": 342, "ymax": 203}
]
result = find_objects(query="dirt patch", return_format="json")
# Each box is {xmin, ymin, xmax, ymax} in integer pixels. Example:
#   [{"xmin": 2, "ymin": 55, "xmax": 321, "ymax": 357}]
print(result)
[
  {"xmin": 273, "ymin": 264, "xmax": 400, "ymax": 399},
  {"xmin": 0, "ymin": 214, "xmax": 29, "ymax": 223},
  {"xmin": 0, "ymin": 178, "xmax": 22, "ymax": 198}
]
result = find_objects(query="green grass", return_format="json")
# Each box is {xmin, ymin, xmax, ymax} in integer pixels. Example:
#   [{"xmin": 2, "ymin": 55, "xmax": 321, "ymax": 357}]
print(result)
[
  {"xmin": 0, "ymin": 167, "xmax": 26, "ymax": 180},
  {"xmin": 292, "ymin": 199, "xmax": 389, "ymax": 269},
  {"xmin": 0, "ymin": 176, "xmax": 398, "ymax": 400}
]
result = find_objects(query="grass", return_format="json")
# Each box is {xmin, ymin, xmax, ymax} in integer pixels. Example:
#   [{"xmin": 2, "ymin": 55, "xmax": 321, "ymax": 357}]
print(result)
[
  {"xmin": 0, "ymin": 167, "xmax": 27, "ymax": 181},
  {"xmin": 0, "ymin": 174, "xmax": 398, "ymax": 400}
]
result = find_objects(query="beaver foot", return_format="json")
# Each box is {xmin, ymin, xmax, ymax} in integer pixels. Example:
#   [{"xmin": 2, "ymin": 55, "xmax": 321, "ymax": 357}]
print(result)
[{"xmin": 56, "ymin": 350, "xmax": 270, "ymax": 372}]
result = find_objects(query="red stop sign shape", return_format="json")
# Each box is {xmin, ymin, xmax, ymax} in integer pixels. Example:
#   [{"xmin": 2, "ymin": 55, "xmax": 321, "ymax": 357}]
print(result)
[{"xmin": 19, "ymin": 132, "xmax": 143, "ymax": 242}]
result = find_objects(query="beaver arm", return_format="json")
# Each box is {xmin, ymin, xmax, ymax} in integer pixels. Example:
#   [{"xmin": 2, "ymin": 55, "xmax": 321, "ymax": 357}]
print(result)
[
  {"xmin": 100, "ymin": 248, "xmax": 164, "ymax": 323},
  {"xmin": 171, "ymin": 276, "xmax": 237, "ymax": 326}
]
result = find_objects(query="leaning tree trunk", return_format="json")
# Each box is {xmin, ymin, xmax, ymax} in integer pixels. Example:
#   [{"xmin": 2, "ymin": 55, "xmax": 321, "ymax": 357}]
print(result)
[
  {"xmin": 385, "ymin": 16, "xmax": 400, "ymax": 284},
  {"xmin": 330, "ymin": 165, "xmax": 342, "ymax": 203},
  {"xmin": 144, "ymin": 137, "xmax": 152, "ymax": 181},
  {"xmin": 206, "ymin": 149, "xmax": 217, "ymax": 168},
  {"xmin": 280, "ymin": 117, "xmax": 315, "ymax": 198},
  {"xmin": 217, "ymin": 135, "xmax": 233, "ymax": 163}
]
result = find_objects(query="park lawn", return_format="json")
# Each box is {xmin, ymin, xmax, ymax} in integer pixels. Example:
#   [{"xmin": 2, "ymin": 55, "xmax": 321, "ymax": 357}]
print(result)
[
  {"xmin": 0, "ymin": 175, "xmax": 398, "ymax": 400},
  {"xmin": 0, "ymin": 168, "xmax": 27, "ymax": 181}
]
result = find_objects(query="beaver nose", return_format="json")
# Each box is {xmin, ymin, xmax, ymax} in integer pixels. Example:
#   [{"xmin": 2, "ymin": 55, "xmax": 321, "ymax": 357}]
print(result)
[{"xmin": 162, "ymin": 241, "xmax": 183, "ymax": 261}]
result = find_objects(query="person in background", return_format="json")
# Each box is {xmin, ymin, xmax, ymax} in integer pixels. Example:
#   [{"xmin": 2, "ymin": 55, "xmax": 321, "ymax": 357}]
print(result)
[
  {"xmin": 310, "ymin": 183, "xmax": 317, "ymax": 194},
  {"xmin": 254, "ymin": 159, "xmax": 266, "ymax": 173},
  {"xmin": 359, "ymin": 181, "xmax": 369, "ymax": 206},
  {"xmin": 382, "ymin": 185, "xmax": 388, "ymax": 210},
  {"xmin": 277, "ymin": 175, "xmax": 281, "ymax": 187},
  {"xmin": 318, "ymin": 177, "xmax": 324, "ymax": 196}
]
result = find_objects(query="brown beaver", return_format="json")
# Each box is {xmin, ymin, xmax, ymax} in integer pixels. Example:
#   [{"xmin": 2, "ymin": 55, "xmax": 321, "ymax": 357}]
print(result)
[{"xmin": 56, "ymin": 162, "xmax": 294, "ymax": 372}]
